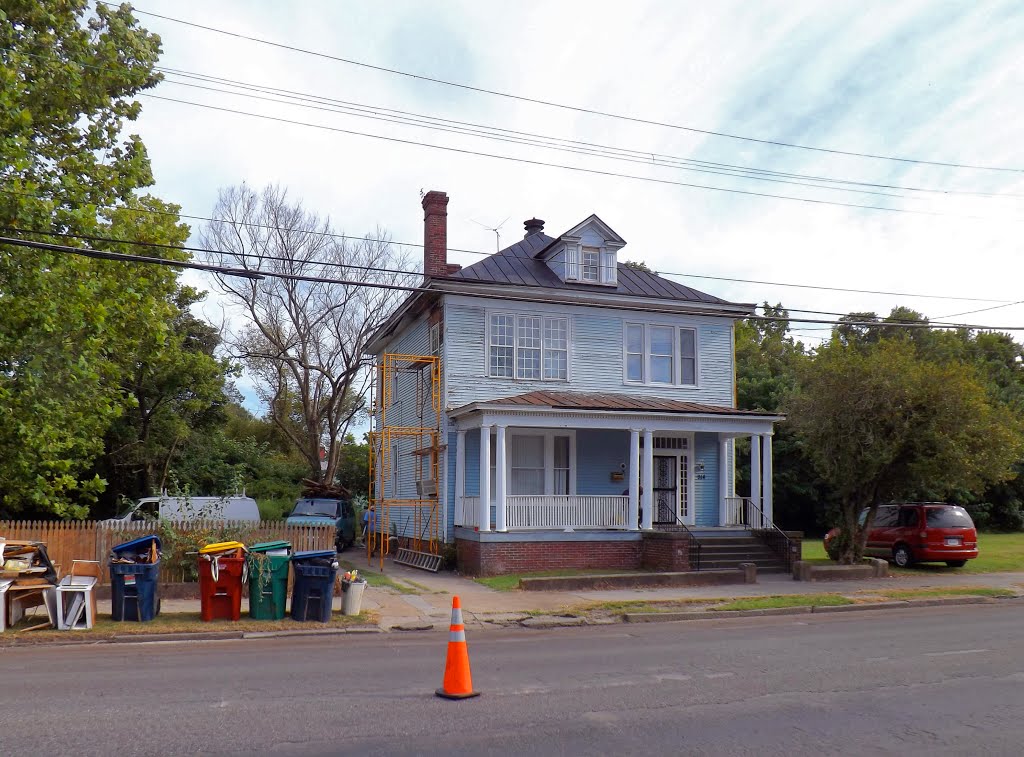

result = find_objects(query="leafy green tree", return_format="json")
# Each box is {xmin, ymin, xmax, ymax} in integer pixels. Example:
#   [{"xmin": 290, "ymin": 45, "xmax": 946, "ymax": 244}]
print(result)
[
  {"xmin": 733, "ymin": 305, "xmax": 824, "ymax": 531},
  {"xmin": 0, "ymin": 2, "xmax": 208, "ymax": 517},
  {"xmin": 787, "ymin": 339, "xmax": 1024, "ymax": 562}
]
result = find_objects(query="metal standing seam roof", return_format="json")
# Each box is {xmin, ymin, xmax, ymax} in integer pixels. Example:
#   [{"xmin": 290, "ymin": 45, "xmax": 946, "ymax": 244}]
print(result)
[
  {"xmin": 445, "ymin": 233, "xmax": 731, "ymax": 305},
  {"xmin": 458, "ymin": 390, "xmax": 777, "ymax": 416}
]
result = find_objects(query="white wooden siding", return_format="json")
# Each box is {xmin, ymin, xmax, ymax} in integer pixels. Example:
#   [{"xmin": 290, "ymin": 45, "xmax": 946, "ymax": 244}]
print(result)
[{"xmin": 443, "ymin": 294, "xmax": 735, "ymax": 409}]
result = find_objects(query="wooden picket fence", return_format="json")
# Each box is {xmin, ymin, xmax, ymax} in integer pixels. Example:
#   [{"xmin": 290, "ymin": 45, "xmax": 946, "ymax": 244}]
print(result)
[{"xmin": 0, "ymin": 520, "xmax": 335, "ymax": 584}]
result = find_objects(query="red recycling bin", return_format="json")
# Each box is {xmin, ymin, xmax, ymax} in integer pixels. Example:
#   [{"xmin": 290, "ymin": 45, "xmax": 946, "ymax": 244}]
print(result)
[{"xmin": 198, "ymin": 545, "xmax": 246, "ymax": 622}]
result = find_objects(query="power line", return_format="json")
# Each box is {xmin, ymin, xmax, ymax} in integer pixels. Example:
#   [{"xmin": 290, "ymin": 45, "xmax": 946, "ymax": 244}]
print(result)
[
  {"xmin": 9, "ymin": 233, "xmax": 1024, "ymax": 332},
  {"xmin": 9, "ymin": 224, "xmax": 1000, "ymax": 330},
  {"xmin": 8, "ymin": 44, "xmax": 1014, "ymax": 199},
  {"xmin": 2, "ymin": 186, "xmax": 1013, "ymax": 304},
  {"xmin": 119, "ymin": 4, "xmax": 1023, "ymax": 174},
  {"xmin": 144, "ymin": 93, "xmax": 1022, "ymax": 224},
  {"xmin": 153, "ymin": 72, "xmax": 1023, "ymax": 202}
]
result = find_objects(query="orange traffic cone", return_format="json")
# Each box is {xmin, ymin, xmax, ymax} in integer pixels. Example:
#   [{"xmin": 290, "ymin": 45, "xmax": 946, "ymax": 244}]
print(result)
[{"xmin": 435, "ymin": 595, "xmax": 480, "ymax": 699}]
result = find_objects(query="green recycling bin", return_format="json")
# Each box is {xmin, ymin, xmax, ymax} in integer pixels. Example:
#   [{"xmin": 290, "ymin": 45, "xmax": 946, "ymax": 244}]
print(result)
[{"xmin": 247, "ymin": 541, "xmax": 292, "ymax": 620}]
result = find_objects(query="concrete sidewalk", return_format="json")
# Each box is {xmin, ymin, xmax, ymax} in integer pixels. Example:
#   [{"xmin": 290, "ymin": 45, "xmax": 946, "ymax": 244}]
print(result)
[{"xmin": 147, "ymin": 557, "xmax": 1024, "ymax": 631}]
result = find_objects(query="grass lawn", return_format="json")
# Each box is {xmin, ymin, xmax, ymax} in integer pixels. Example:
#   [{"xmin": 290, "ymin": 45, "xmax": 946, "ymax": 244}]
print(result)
[
  {"xmin": 870, "ymin": 587, "xmax": 1016, "ymax": 600},
  {"xmin": 801, "ymin": 532, "xmax": 1024, "ymax": 574},
  {"xmin": 0, "ymin": 610, "xmax": 374, "ymax": 645},
  {"xmin": 475, "ymin": 568, "xmax": 646, "ymax": 592},
  {"xmin": 713, "ymin": 594, "xmax": 853, "ymax": 612}
]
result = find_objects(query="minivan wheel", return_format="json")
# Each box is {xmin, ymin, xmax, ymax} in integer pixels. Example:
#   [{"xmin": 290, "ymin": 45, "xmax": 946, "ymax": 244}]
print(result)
[
  {"xmin": 946, "ymin": 560, "xmax": 967, "ymax": 568},
  {"xmin": 892, "ymin": 544, "xmax": 914, "ymax": 568}
]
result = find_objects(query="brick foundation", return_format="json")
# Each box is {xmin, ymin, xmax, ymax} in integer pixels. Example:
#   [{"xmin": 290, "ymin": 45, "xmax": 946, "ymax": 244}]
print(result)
[
  {"xmin": 457, "ymin": 537, "xmax": 643, "ymax": 577},
  {"xmin": 456, "ymin": 531, "xmax": 706, "ymax": 577},
  {"xmin": 639, "ymin": 531, "xmax": 693, "ymax": 572}
]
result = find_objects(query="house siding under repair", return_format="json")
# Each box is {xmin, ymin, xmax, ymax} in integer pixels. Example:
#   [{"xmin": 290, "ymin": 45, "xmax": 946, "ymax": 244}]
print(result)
[{"xmin": 367, "ymin": 190, "xmax": 784, "ymax": 576}]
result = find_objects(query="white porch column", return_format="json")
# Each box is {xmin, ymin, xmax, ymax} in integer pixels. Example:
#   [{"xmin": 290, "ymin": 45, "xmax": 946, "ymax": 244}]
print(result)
[
  {"xmin": 455, "ymin": 430, "xmax": 466, "ymax": 525},
  {"xmin": 750, "ymin": 434, "xmax": 762, "ymax": 522},
  {"xmin": 479, "ymin": 425, "xmax": 491, "ymax": 532},
  {"xmin": 762, "ymin": 433, "xmax": 773, "ymax": 524},
  {"xmin": 719, "ymin": 436, "xmax": 730, "ymax": 526},
  {"xmin": 495, "ymin": 425, "xmax": 507, "ymax": 532},
  {"xmin": 628, "ymin": 429, "xmax": 640, "ymax": 531},
  {"xmin": 641, "ymin": 430, "xmax": 654, "ymax": 530}
]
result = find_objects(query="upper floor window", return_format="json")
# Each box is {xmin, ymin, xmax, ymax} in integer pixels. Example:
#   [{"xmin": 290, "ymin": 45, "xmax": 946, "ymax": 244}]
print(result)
[
  {"xmin": 489, "ymin": 313, "xmax": 569, "ymax": 380},
  {"xmin": 566, "ymin": 244, "xmax": 617, "ymax": 286},
  {"xmin": 624, "ymin": 323, "xmax": 698, "ymax": 386}
]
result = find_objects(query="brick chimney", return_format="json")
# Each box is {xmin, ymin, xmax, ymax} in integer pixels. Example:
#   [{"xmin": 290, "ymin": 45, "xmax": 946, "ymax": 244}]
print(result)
[
  {"xmin": 524, "ymin": 218, "xmax": 545, "ymax": 237},
  {"xmin": 422, "ymin": 190, "xmax": 461, "ymax": 280}
]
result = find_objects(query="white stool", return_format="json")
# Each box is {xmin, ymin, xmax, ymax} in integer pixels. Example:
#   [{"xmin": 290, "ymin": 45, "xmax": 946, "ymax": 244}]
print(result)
[
  {"xmin": 56, "ymin": 560, "xmax": 100, "ymax": 631},
  {"xmin": 0, "ymin": 579, "xmax": 12, "ymax": 632}
]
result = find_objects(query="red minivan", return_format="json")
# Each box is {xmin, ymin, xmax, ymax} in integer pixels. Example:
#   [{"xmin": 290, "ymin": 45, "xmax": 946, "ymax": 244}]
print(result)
[{"xmin": 825, "ymin": 503, "xmax": 979, "ymax": 568}]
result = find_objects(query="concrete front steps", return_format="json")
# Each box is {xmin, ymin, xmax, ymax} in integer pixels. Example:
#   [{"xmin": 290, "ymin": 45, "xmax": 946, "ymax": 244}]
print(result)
[{"xmin": 693, "ymin": 535, "xmax": 790, "ymax": 574}]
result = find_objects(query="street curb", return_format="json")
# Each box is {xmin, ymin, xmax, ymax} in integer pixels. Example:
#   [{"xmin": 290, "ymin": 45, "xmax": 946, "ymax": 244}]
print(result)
[{"xmin": 621, "ymin": 595, "xmax": 1007, "ymax": 624}]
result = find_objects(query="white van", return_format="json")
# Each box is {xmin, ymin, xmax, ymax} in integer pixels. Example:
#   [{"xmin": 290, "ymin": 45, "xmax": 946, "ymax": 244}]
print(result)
[{"xmin": 107, "ymin": 495, "xmax": 261, "ymax": 524}]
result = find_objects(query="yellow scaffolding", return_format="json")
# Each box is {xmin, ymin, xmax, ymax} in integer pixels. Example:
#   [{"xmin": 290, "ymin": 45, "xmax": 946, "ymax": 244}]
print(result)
[{"xmin": 367, "ymin": 352, "xmax": 441, "ymax": 570}]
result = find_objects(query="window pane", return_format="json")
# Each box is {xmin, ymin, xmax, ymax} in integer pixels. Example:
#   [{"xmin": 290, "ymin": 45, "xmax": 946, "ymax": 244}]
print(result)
[
  {"xmin": 544, "ymin": 349, "xmax": 567, "ymax": 380},
  {"xmin": 490, "ymin": 346, "xmax": 513, "ymax": 377},
  {"xmin": 680, "ymin": 328, "xmax": 695, "ymax": 358},
  {"xmin": 626, "ymin": 324, "xmax": 643, "ymax": 353},
  {"xmin": 627, "ymin": 354, "xmax": 643, "ymax": 382},
  {"xmin": 651, "ymin": 355, "xmax": 673, "ymax": 383},
  {"xmin": 517, "ymin": 316, "xmax": 541, "ymax": 379},
  {"xmin": 490, "ymin": 314, "xmax": 514, "ymax": 345},
  {"xmin": 554, "ymin": 436, "xmax": 570, "ymax": 467},
  {"xmin": 582, "ymin": 248, "xmax": 599, "ymax": 281},
  {"xmin": 543, "ymin": 318, "xmax": 567, "ymax": 349},
  {"xmin": 651, "ymin": 326, "xmax": 673, "ymax": 356},
  {"xmin": 681, "ymin": 358, "xmax": 696, "ymax": 385},
  {"xmin": 511, "ymin": 436, "xmax": 544, "ymax": 495}
]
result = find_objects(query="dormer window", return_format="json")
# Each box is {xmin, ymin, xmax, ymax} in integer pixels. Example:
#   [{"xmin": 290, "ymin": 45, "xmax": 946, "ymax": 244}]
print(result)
[{"xmin": 567, "ymin": 243, "xmax": 618, "ymax": 286}]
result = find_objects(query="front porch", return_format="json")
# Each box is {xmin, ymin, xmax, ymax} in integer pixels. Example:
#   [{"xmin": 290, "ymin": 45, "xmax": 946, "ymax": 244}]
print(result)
[{"xmin": 447, "ymin": 393, "xmax": 785, "ymax": 576}]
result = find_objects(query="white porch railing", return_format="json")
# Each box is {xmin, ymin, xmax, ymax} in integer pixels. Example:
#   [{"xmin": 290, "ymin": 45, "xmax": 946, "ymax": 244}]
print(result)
[
  {"xmin": 457, "ymin": 496, "xmax": 480, "ymax": 528},
  {"xmin": 455, "ymin": 495, "xmax": 631, "ymax": 530},
  {"xmin": 724, "ymin": 496, "xmax": 771, "ymax": 529},
  {"xmin": 507, "ymin": 495, "xmax": 629, "ymax": 530}
]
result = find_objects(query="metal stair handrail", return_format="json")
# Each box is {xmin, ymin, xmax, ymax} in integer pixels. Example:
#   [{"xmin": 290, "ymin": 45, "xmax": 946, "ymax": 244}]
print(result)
[
  {"xmin": 655, "ymin": 516, "xmax": 703, "ymax": 571},
  {"xmin": 740, "ymin": 497, "xmax": 796, "ymax": 572}
]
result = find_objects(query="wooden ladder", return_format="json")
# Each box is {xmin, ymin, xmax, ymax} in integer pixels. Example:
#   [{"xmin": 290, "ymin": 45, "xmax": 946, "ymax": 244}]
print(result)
[{"xmin": 393, "ymin": 547, "xmax": 442, "ymax": 572}]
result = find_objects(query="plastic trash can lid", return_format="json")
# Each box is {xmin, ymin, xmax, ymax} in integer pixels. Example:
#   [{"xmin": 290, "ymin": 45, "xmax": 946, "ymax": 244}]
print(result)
[
  {"xmin": 112, "ymin": 535, "xmax": 161, "ymax": 553},
  {"xmin": 199, "ymin": 540, "xmax": 246, "ymax": 555},
  {"xmin": 249, "ymin": 540, "xmax": 291, "ymax": 553},
  {"xmin": 290, "ymin": 549, "xmax": 336, "ymax": 561}
]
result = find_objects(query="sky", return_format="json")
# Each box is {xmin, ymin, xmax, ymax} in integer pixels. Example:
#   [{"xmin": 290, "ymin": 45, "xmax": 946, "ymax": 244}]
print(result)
[{"xmin": 120, "ymin": 0, "xmax": 1024, "ymax": 411}]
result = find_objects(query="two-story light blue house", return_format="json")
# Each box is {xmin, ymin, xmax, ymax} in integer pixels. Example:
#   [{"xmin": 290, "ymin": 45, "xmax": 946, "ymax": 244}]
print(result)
[{"xmin": 366, "ymin": 191, "xmax": 786, "ymax": 576}]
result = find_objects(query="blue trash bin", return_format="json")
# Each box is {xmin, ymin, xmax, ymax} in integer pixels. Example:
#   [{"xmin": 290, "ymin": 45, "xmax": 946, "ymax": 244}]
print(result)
[
  {"xmin": 110, "ymin": 535, "xmax": 161, "ymax": 622},
  {"xmin": 289, "ymin": 550, "xmax": 338, "ymax": 622}
]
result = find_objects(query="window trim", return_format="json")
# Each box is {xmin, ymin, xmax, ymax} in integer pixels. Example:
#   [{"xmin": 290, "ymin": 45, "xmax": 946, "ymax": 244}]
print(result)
[
  {"xmin": 488, "ymin": 310, "xmax": 570, "ymax": 382},
  {"xmin": 565, "ymin": 242, "xmax": 618, "ymax": 286},
  {"xmin": 622, "ymin": 322, "xmax": 700, "ymax": 388}
]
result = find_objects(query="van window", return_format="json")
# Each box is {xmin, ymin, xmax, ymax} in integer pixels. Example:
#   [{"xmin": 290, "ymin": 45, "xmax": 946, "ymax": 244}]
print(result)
[
  {"xmin": 873, "ymin": 506, "xmax": 898, "ymax": 528},
  {"xmin": 925, "ymin": 506, "xmax": 973, "ymax": 528},
  {"xmin": 897, "ymin": 507, "xmax": 919, "ymax": 528}
]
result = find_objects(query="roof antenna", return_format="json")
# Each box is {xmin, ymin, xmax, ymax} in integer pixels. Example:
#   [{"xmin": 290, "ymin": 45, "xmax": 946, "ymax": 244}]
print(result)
[{"xmin": 471, "ymin": 217, "xmax": 509, "ymax": 251}]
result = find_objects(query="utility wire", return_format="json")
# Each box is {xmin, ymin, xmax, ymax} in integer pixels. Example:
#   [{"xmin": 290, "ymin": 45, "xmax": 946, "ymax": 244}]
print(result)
[
  {"xmin": 8, "ymin": 45, "xmax": 1013, "ymax": 199},
  {"xmin": 1, "ymin": 186, "xmax": 1013, "ymax": 304},
  {"xmin": 118, "ymin": 4, "xmax": 1023, "ymax": 173},
  {"xmin": 9, "ymin": 233, "xmax": 1024, "ymax": 331},
  {"xmin": 6, "ymin": 224, "xmax": 998, "ymax": 329},
  {"xmin": 143, "ymin": 93, "xmax": 1022, "ymax": 224},
  {"xmin": 154, "ymin": 72, "xmax": 1024, "ymax": 202}
]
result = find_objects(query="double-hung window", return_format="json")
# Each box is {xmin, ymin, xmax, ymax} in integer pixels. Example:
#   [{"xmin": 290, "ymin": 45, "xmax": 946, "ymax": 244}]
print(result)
[
  {"xmin": 624, "ymin": 323, "xmax": 698, "ymax": 386},
  {"xmin": 566, "ymin": 244, "xmax": 618, "ymax": 286},
  {"xmin": 581, "ymin": 247, "xmax": 600, "ymax": 282},
  {"xmin": 489, "ymin": 312, "xmax": 569, "ymax": 380},
  {"xmin": 488, "ymin": 432, "xmax": 574, "ymax": 497}
]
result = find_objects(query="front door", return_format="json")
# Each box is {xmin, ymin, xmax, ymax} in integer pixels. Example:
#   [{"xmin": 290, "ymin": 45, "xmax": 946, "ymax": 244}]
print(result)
[{"xmin": 653, "ymin": 455, "xmax": 679, "ymax": 525}]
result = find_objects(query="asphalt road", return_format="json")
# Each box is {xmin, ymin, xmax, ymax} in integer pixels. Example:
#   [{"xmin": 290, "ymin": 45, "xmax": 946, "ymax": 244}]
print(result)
[{"xmin": 4, "ymin": 603, "xmax": 1024, "ymax": 756}]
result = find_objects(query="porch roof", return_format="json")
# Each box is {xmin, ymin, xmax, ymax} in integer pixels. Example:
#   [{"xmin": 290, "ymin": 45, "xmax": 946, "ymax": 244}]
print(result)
[{"xmin": 452, "ymin": 390, "xmax": 777, "ymax": 417}]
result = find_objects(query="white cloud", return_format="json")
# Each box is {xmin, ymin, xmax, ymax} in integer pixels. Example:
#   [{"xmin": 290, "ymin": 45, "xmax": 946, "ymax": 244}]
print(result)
[{"xmin": 128, "ymin": 0, "xmax": 1024, "ymax": 375}]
